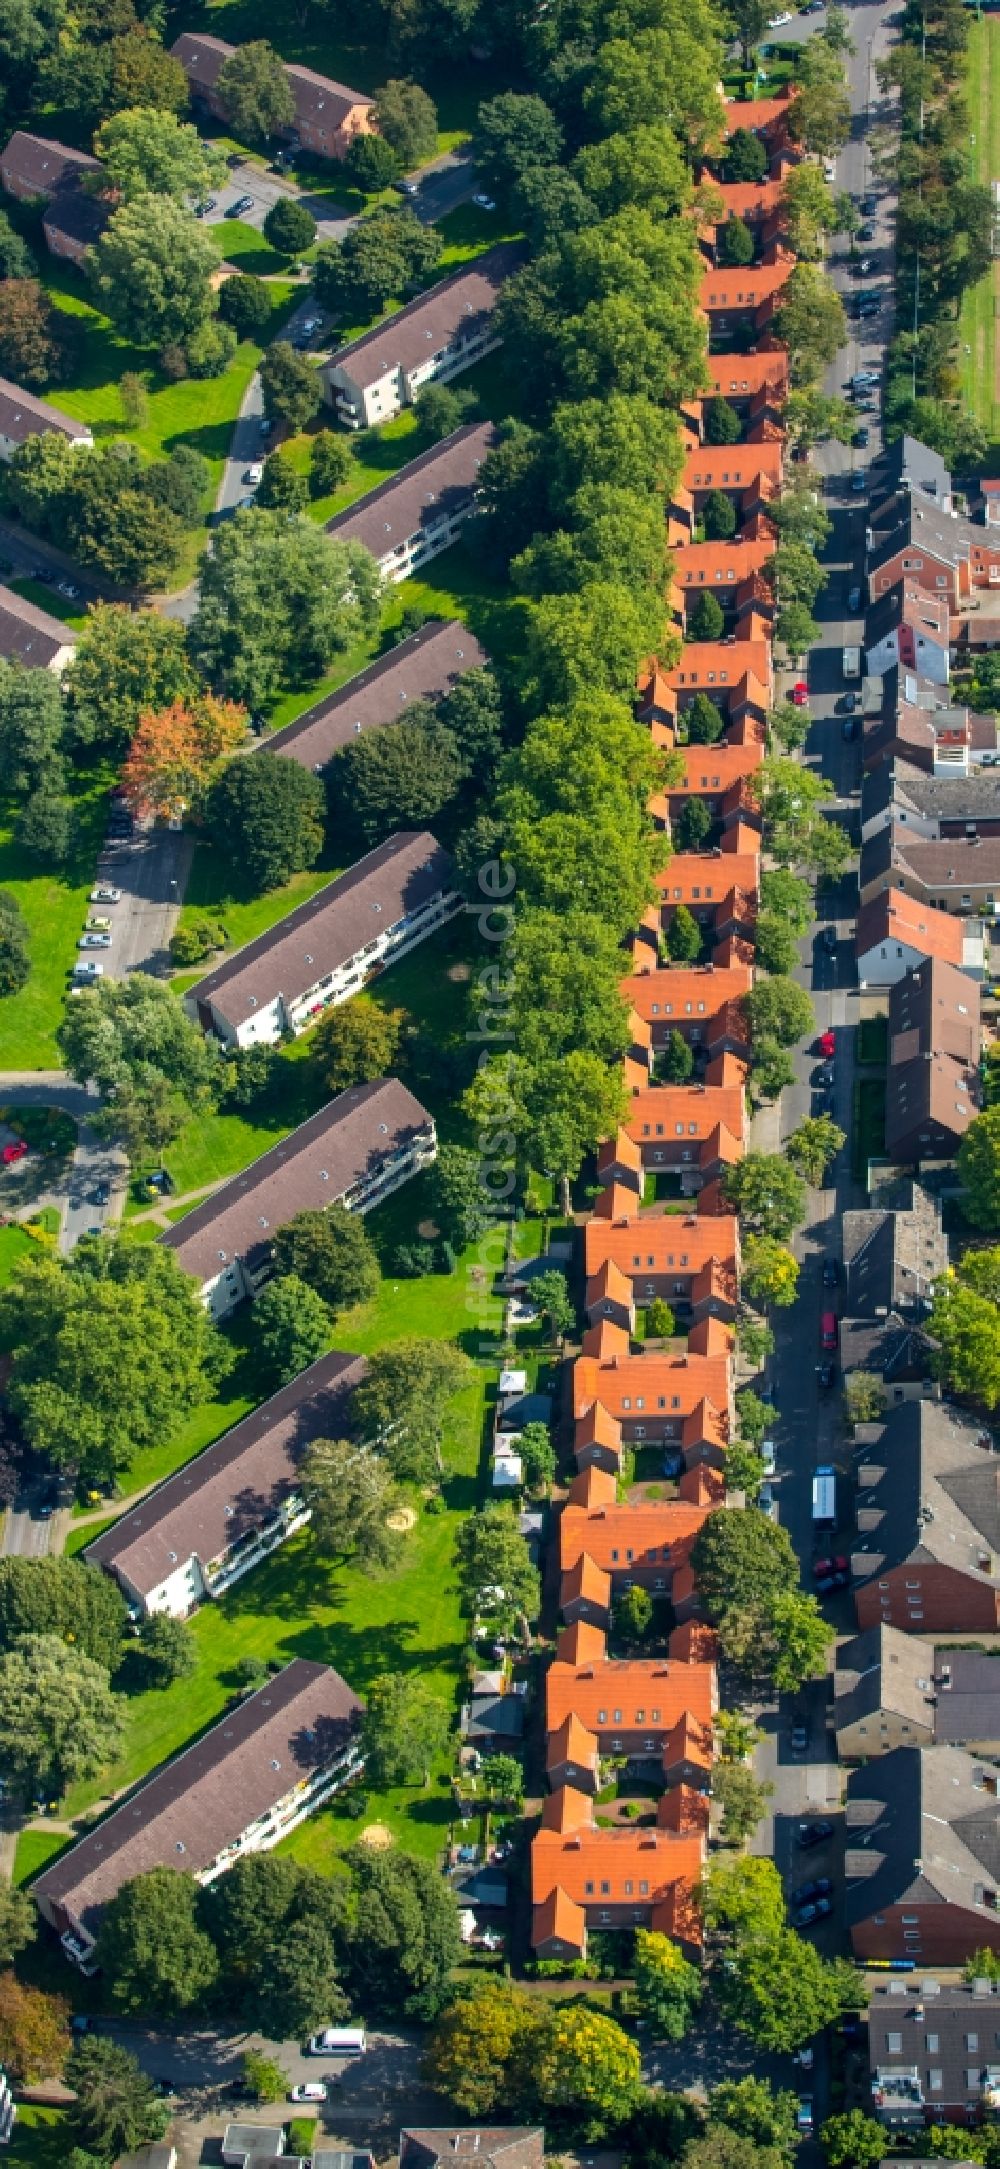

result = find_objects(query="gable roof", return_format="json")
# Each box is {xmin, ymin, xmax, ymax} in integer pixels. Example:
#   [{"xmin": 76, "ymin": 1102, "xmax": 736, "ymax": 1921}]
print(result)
[
  {"xmin": 674, "ymin": 539, "xmax": 776, "ymax": 590},
  {"xmin": 326, "ymin": 245, "xmax": 524, "ymax": 392},
  {"xmin": 622, "ymin": 1083, "xmax": 747, "ymax": 1148},
  {"xmin": 43, "ymin": 189, "xmax": 109, "ymax": 250},
  {"xmin": 84, "ymin": 1350, "xmax": 367, "ymax": 1597},
  {"xmin": 266, "ymin": 619, "xmax": 487, "ymax": 772},
  {"xmin": 620, "ymin": 966, "xmax": 753, "ymax": 1027},
  {"xmin": 0, "ymin": 129, "xmax": 101, "ymax": 198},
  {"xmin": 699, "ymin": 261, "xmax": 792, "ymax": 312},
  {"xmin": 852, "ymin": 1402, "xmax": 1000, "ymax": 1589},
  {"xmin": 545, "ymin": 1653, "xmax": 716, "ymax": 1741},
  {"xmin": 32, "ymin": 1659, "xmax": 362, "ymax": 1935},
  {"xmin": 584, "ymin": 1211, "xmax": 739, "ymax": 1285},
  {"xmin": 159, "ymin": 1078, "xmax": 432, "ymax": 1285},
  {"xmin": 704, "ymin": 352, "xmax": 790, "ymax": 400},
  {"xmin": 844, "ymin": 1744, "xmax": 1000, "ymax": 1927},
  {"xmin": 169, "ymin": 33, "xmax": 371, "ymax": 127},
  {"xmin": 560, "ymin": 1495, "xmax": 714, "ymax": 1578},
  {"xmin": 884, "ymin": 1048, "xmax": 978, "ymax": 1154},
  {"xmin": 654, "ymin": 746, "xmax": 764, "ymax": 804},
  {"xmin": 189, "ymin": 832, "xmax": 454, "ymax": 1034},
  {"xmin": 681, "ymin": 443, "xmax": 784, "ymax": 494},
  {"xmin": 0, "ymin": 582, "xmax": 74, "ymax": 669},
  {"xmin": 323, "ymin": 423, "xmax": 495, "ymax": 559},
  {"xmin": 0, "ymin": 376, "xmax": 91, "ymax": 448},
  {"xmin": 855, "ymin": 887, "xmax": 966, "ymax": 968},
  {"xmin": 834, "ymin": 1623, "xmax": 938, "ymax": 1738},
  {"xmin": 841, "ymin": 1180, "xmax": 948, "ymax": 1318},
  {"xmin": 400, "ymin": 2135, "xmax": 543, "ymax": 2169}
]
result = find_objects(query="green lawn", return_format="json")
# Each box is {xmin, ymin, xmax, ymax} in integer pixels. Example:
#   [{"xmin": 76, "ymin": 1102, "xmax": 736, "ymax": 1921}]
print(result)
[
  {"xmin": 6, "ymin": 2107, "xmax": 70, "ymax": 2169},
  {"xmin": 959, "ymin": 19, "xmax": 1000, "ymax": 444},
  {"xmin": 0, "ymin": 762, "xmax": 113, "ymax": 1068},
  {"xmin": 7, "ymin": 580, "xmax": 85, "ymax": 630},
  {"xmin": 11, "ymin": 1829, "xmax": 72, "ymax": 1888},
  {"xmin": 0, "ymin": 1226, "xmax": 36, "ymax": 1286},
  {"xmin": 852, "ymin": 1075, "xmax": 887, "ymax": 1182},
  {"xmin": 215, "ymin": 217, "xmax": 301, "ymax": 277},
  {"xmin": 176, "ymin": 850, "xmax": 339, "ymax": 954}
]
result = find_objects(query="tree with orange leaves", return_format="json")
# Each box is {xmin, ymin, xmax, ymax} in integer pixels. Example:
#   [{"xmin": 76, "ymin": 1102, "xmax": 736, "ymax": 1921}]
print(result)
[{"xmin": 120, "ymin": 697, "xmax": 247, "ymax": 824}]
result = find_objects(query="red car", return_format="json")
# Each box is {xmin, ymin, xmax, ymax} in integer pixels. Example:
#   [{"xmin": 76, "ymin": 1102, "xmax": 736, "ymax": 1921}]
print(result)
[
  {"xmin": 817, "ymin": 1029, "xmax": 835, "ymax": 1058},
  {"xmin": 1, "ymin": 1140, "xmax": 28, "ymax": 1165},
  {"xmin": 814, "ymin": 1555, "xmax": 849, "ymax": 1579},
  {"xmin": 792, "ymin": 682, "xmax": 809, "ymax": 706}
]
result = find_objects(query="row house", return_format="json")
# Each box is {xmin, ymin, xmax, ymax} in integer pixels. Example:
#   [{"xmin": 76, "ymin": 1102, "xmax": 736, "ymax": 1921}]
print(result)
[
  {"xmin": 703, "ymin": 349, "xmax": 790, "ymax": 423},
  {"xmin": 321, "ymin": 246, "xmax": 523, "ymax": 429},
  {"xmin": 267, "ymin": 619, "xmax": 487, "ymax": 773},
  {"xmin": 852, "ymin": 1402, "xmax": 1000, "ymax": 1636},
  {"xmin": 559, "ymin": 1466, "xmax": 722, "ymax": 1620},
  {"xmin": 846, "ymin": 1746, "xmax": 1000, "ymax": 1967},
  {"xmin": 671, "ymin": 538, "xmax": 776, "ymax": 622},
  {"xmin": 170, "ymin": 32, "xmax": 374, "ymax": 160},
  {"xmin": 640, "ymin": 855, "xmax": 761, "ymax": 957},
  {"xmin": 0, "ymin": 584, "xmax": 76, "ymax": 673},
  {"xmin": 698, "ymin": 178, "xmax": 787, "ymax": 258},
  {"xmin": 531, "ymin": 1782, "xmax": 708, "ymax": 1961},
  {"xmin": 861, "ymin": 758, "xmax": 1000, "ymax": 848},
  {"xmin": 859, "ymin": 825, "xmax": 1000, "ymax": 920},
  {"xmin": 718, "ymin": 90, "xmax": 797, "ymax": 167},
  {"xmin": 866, "ymin": 582, "xmax": 951, "ymax": 688},
  {"xmin": 619, "ymin": 965, "xmax": 753, "ymax": 1060},
  {"xmin": 606, "ymin": 1073, "xmax": 747, "ymax": 1181},
  {"xmin": 572, "ymin": 1338, "xmax": 732, "ymax": 1471},
  {"xmin": 866, "ymin": 1974, "xmax": 1000, "ymax": 2129},
  {"xmin": 545, "ymin": 1636, "xmax": 717, "ymax": 1793},
  {"xmin": 0, "ymin": 128, "xmax": 100, "ymax": 200},
  {"xmin": 855, "ymin": 886, "xmax": 985, "ymax": 989},
  {"xmin": 675, "ymin": 440, "xmax": 784, "ymax": 532},
  {"xmin": 0, "ymin": 376, "xmax": 92, "ymax": 462},
  {"xmin": 865, "ymin": 672, "xmax": 1000, "ymax": 777},
  {"xmin": 651, "ymin": 746, "xmax": 765, "ymax": 832},
  {"xmin": 584, "ymin": 1210, "xmax": 741, "ymax": 1331},
  {"xmin": 698, "ymin": 252, "xmax": 795, "ymax": 342}
]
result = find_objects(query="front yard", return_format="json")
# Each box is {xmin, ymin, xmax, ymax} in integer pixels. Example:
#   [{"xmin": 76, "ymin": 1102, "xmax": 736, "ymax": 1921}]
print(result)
[{"xmin": 0, "ymin": 763, "xmax": 113, "ymax": 1068}]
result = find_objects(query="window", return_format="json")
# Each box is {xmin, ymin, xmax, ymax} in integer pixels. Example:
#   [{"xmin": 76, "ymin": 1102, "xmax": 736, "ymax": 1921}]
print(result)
[
  {"xmin": 926, "ymin": 2034, "xmax": 939, "ymax": 2053},
  {"xmin": 929, "ymin": 2071, "xmax": 943, "ymax": 2093},
  {"xmin": 585, "ymin": 1880, "xmax": 595, "ymax": 1895},
  {"xmin": 966, "ymin": 2036, "xmax": 979, "ymax": 2052},
  {"xmin": 887, "ymin": 2033, "xmax": 903, "ymax": 2053},
  {"xmin": 600, "ymin": 1881, "xmax": 610, "ymax": 1895},
  {"xmin": 966, "ymin": 2071, "xmax": 981, "ymax": 2090}
]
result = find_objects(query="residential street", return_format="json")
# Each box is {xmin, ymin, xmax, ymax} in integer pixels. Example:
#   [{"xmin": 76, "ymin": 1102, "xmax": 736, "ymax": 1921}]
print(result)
[{"xmin": 95, "ymin": 827, "xmax": 194, "ymax": 979}]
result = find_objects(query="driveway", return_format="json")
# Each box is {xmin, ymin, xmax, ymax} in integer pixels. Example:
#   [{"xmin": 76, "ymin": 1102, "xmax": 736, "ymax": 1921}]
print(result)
[{"xmin": 93, "ymin": 827, "xmax": 194, "ymax": 980}]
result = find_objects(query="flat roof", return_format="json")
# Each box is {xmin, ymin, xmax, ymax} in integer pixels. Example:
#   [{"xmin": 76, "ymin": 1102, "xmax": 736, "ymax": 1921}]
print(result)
[
  {"xmin": 159, "ymin": 1078, "xmax": 432, "ymax": 1285},
  {"xmin": 191, "ymin": 832, "xmax": 453, "ymax": 1034},
  {"xmin": 266, "ymin": 619, "xmax": 487, "ymax": 772}
]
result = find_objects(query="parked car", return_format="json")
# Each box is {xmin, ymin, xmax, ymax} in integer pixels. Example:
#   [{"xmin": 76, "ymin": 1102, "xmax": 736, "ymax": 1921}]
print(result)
[
  {"xmin": 818, "ymin": 1360, "xmax": 837, "ymax": 1389},
  {"xmin": 79, "ymin": 932, "xmax": 112, "ymax": 950},
  {"xmin": 817, "ymin": 1064, "xmax": 835, "ymax": 1088},
  {"xmin": 820, "ymin": 1311, "xmax": 838, "ymax": 1352},
  {"xmin": 793, "ymin": 2048, "xmax": 815, "ymax": 2070},
  {"xmin": 822, "ymin": 925, "xmax": 837, "ymax": 953},
  {"xmin": 1, "ymin": 1140, "xmax": 28, "ymax": 1165},
  {"xmin": 848, "ymin": 584, "xmax": 862, "ymax": 610},
  {"xmin": 790, "ymin": 1717, "xmax": 809, "ymax": 1753},
  {"xmin": 792, "ymin": 680, "xmax": 809, "ymax": 706},
  {"xmin": 93, "ymin": 1180, "xmax": 111, "ymax": 1206},
  {"xmin": 472, "ymin": 192, "xmax": 496, "ymax": 210},
  {"xmin": 759, "ymin": 1481, "xmax": 778, "ymax": 1520},
  {"xmin": 194, "ymin": 196, "xmax": 217, "ymax": 216},
  {"xmin": 791, "ymin": 1878, "xmax": 832, "ymax": 1906},
  {"xmin": 861, "ymin": 193, "xmax": 878, "ymax": 215},
  {"xmin": 396, "ymin": 178, "xmax": 420, "ymax": 196},
  {"xmin": 858, "ymin": 222, "xmax": 875, "ymax": 242},
  {"xmin": 227, "ymin": 193, "xmax": 255, "ymax": 216},
  {"xmin": 842, "ymin": 714, "xmax": 858, "ymax": 741},
  {"xmin": 797, "ymin": 1898, "xmax": 833, "ymax": 1929},
  {"xmin": 854, "ymin": 426, "xmax": 869, "ymax": 448},
  {"xmin": 299, "ymin": 314, "xmax": 322, "ymax": 335},
  {"xmin": 817, "ymin": 1029, "xmax": 835, "ymax": 1058},
  {"xmin": 87, "ymin": 915, "xmax": 112, "ymax": 931},
  {"xmin": 855, "ymin": 256, "xmax": 873, "ymax": 275},
  {"xmin": 57, "ymin": 579, "xmax": 80, "ymax": 598},
  {"xmin": 840, "ymin": 691, "xmax": 859, "ymax": 713},
  {"xmin": 852, "ymin": 468, "xmax": 867, "ymax": 492},
  {"xmin": 90, "ymin": 886, "xmax": 122, "ymax": 903},
  {"xmin": 761, "ymin": 1439, "xmax": 776, "ymax": 1473},
  {"xmin": 814, "ymin": 1555, "xmax": 849, "ymax": 1579},
  {"xmin": 797, "ymin": 2101, "xmax": 815, "ymax": 2136},
  {"xmin": 797, "ymin": 1818, "xmax": 834, "ymax": 1850},
  {"xmin": 816, "ymin": 1566, "xmax": 850, "ymax": 1592},
  {"xmin": 290, "ymin": 2083, "xmax": 328, "ymax": 2103},
  {"xmin": 72, "ymin": 960, "xmax": 104, "ymax": 981},
  {"xmin": 260, "ymin": 417, "xmax": 275, "ymax": 436},
  {"xmin": 243, "ymin": 462, "xmax": 264, "ymax": 486}
]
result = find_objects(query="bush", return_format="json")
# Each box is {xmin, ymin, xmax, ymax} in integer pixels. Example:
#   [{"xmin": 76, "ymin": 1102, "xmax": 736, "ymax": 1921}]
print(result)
[
  {"xmin": 288, "ymin": 2121, "xmax": 317, "ymax": 2156},
  {"xmin": 184, "ymin": 318, "xmax": 238, "ymax": 379},
  {"xmin": 391, "ymin": 1241, "xmax": 435, "ymax": 1276},
  {"xmin": 158, "ymin": 342, "xmax": 188, "ymax": 381},
  {"xmin": 310, "ymin": 431, "xmax": 353, "ymax": 498},
  {"xmin": 262, "ymin": 198, "xmax": 316, "ymax": 254},
  {"xmin": 345, "ymin": 134, "xmax": 403, "ymax": 190}
]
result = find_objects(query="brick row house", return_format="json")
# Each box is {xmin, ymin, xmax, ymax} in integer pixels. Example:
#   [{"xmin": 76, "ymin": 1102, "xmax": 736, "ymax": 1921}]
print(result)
[{"xmin": 529, "ymin": 89, "xmax": 796, "ymax": 1965}]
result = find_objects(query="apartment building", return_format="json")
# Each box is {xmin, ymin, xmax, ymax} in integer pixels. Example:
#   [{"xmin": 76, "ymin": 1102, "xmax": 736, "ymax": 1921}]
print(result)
[
  {"xmin": 584, "ymin": 1211, "xmax": 740, "ymax": 1330},
  {"xmin": 323, "ymin": 424, "xmax": 494, "ymax": 582},
  {"xmin": 266, "ymin": 620, "xmax": 487, "ymax": 773},
  {"xmin": 852, "ymin": 1403, "xmax": 1000, "ymax": 1634},
  {"xmin": 33, "ymin": 1660, "xmax": 363, "ymax": 1966},
  {"xmin": 84, "ymin": 1352, "xmax": 367, "ymax": 1616},
  {"xmin": 835, "ymin": 1627, "xmax": 1000, "ymax": 1760},
  {"xmin": 322, "ymin": 246, "xmax": 522, "ymax": 428},
  {"xmin": 545, "ymin": 1638, "xmax": 716, "ymax": 1792},
  {"xmin": 170, "ymin": 33, "xmax": 374, "ymax": 158},
  {"xmin": 532, "ymin": 1783, "xmax": 708, "ymax": 1960},
  {"xmin": 867, "ymin": 1976, "xmax": 1000, "ymax": 2130},
  {"xmin": 571, "ymin": 1334, "xmax": 732, "ymax": 1465},
  {"xmin": 185, "ymin": 833, "xmax": 459, "ymax": 1047},
  {"xmin": 855, "ymin": 888, "xmax": 984, "ymax": 988},
  {"xmin": 0, "ymin": 585, "xmax": 76, "ymax": 672},
  {"xmin": 160, "ymin": 1079, "xmax": 435, "ymax": 1318},
  {"xmin": 0, "ymin": 129, "xmax": 100, "ymax": 199},
  {"xmin": 0, "ymin": 377, "xmax": 92, "ymax": 461},
  {"xmin": 845, "ymin": 1747, "xmax": 1000, "ymax": 1965}
]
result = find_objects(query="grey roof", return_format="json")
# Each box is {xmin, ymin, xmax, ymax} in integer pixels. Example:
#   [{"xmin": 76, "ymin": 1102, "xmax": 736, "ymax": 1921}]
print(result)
[
  {"xmin": 834, "ymin": 1624, "xmax": 938, "ymax": 1738},
  {"xmin": 868, "ymin": 1978, "xmax": 1000, "ymax": 2113},
  {"xmin": 159, "ymin": 1078, "xmax": 433, "ymax": 1286},
  {"xmin": 400, "ymin": 2135, "xmax": 544, "ymax": 2169},
  {"xmin": 326, "ymin": 245, "xmax": 524, "ymax": 393},
  {"xmin": 852, "ymin": 1402, "xmax": 1000, "ymax": 1590},
  {"xmin": 222, "ymin": 2130, "xmax": 286, "ymax": 2162},
  {"xmin": 32, "ymin": 1660, "xmax": 362, "ymax": 1936},
  {"xmin": 868, "ymin": 492, "xmax": 977, "ymax": 577},
  {"xmin": 43, "ymin": 188, "xmax": 109, "ymax": 249},
  {"xmin": 0, "ymin": 375, "xmax": 90, "ymax": 446},
  {"xmin": 884, "ymin": 1048, "xmax": 978, "ymax": 1159},
  {"xmin": 841, "ymin": 1179, "xmax": 948, "ymax": 1318},
  {"xmin": 837, "ymin": 1315, "xmax": 935, "ymax": 1385},
  {"xmin": 888, "ymin": 958, "xmax": 981, "ymax": 1068},
  {"xmin": 495, "ymin": 1392, "xmax": 553, "ymax": 1433},
  {"xmin": 891, "ymin": 765, "xmax": 1000, "ymax": 823},
  {"xmin": 314, "ymin": 2155, "xmax": 374, "ymax": 2169},
  {"xmin": 117, "ymin": 2149, "xmax": 176, "ymax": 2169},
  {"xmin": 0, "ymin": 582, "xmax": 74, "ymax": 669},
  {"xmin": 933, "ymin": 1649, "xmax": 1000, "ymax": 1743},
  {"xmin": 867, "ymin": 825, "xmax": 1000, "ymax": 890},
  {"xmin": 266, "ymin": 620, "xmax": 487, "ymax": 773},
  {"xmin": 84, "ymin": 1350, "xmax": 367, "ymax": 1598},
  {"xmin": 324, "ymin": 423, "xmax": 495, "ymax": 560},
  {"xmin": 844, "ymin": 1744, "xmax": 1000, "ymax": 1927},
  {"xmin": 0, "ymin": 129, "xmax": 100, "ymax": 198},
  {"xmin": 170, "ymin": 33, "xmax": 371, "ymax": 127},
  {"xmin": 191, "ymin": 832, "xmax": 454, "ymax": 1035},
  {"xmin": 871, "ymin": 433, "xmax": 953, "ymax": 505},
  {"xmin": 460, "ymin": 1694, "xmax": 525, "ymax": 1742}
]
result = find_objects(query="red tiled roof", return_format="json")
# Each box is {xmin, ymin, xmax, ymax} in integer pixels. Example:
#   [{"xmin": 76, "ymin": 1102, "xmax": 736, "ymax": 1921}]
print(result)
[
  {"xmin": 546, "ymin": 1655, "xmax": 716, "ymax": 1742},
  {"xmin": 855, "ymin": 886, "xmax": 965, "ymax": 969}
]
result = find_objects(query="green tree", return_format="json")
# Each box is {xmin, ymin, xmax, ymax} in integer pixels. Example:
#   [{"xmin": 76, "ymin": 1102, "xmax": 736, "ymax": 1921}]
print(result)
[
  {"xmin": 666, "ymin": 903, "xmax": 702, "ymax": 962},
  {"xmin": 0, "ymin": 1888, "xmax": 34, "ymax": 1968},
  {"xmin": 702, "ymin": 488, "xmax": 737, "ymax": 541},
  {"xmin": 0, "ymin": 889, "xmax": 30, "ymax": 1001},
  {"xmin": 344, "ymin": 1844, "xmax": 462, "ymax": 2019},
  {"xmin": 412, "ymin": 380, "xmax": 477, "ymax": 448},
  {"xmin": 661, "ymin": 1029, "xmax": 694, "ymax": 1083},
  {"xmin": 310, "ymin": 432, "xmax": 353, "ymax": 498},
  {"xmin": 94, "ymin": 106, "xmax": 226, "ymax": 202},
  {"xmin": 326, "ymin": 713, "xmax": 466, "ymax": 849},
  {"xmin": 534, "ymin": 2004, "xmax": 641, "ymax": 2139},
  {"xmin": 704, "ymin": 396, "xmax": 741, "ymax": 446},
  {"xmin": 742, "ymin": 975, "xmax": 814, "ymax": 1048},
  {"xmin": 96, "ymin": 1868, "xmax": 220, "ymax": 2014},
  {"xmin": 474, "ymin": 91, "xmax": 562, "ymax": 206},
  {"xmin": 965, "ymin": 1947, "xmax": 1000, "ymax": 1984},
  {"xmin": 633, "ymin": 1930, "xmax": 702, "ymax": 2041},
  {"xmin": 0, "ymin": 1556, "xmax": 125, "ymax": 1670},
  {"xmin": 0, "ymin": 1244, "xmax": 230, "ymax": 1487},
  {"xmin": 959, "ymin": 1106, "xmax": 1000, "ymax": 1228},
  {"xmin": 754, "ymin": 914, "xmax": 798, "ymax": 976},
  {"xmin": 789, "ymin": 74, "xmax": 852, "ymax": 158},
  {"xmin": 263, "ymin": 197, "xmax": 316, "ymax": 255},
  {"xmin": 218, "ymin": 272, "xmax": 273, "ymax": 340},
  {"xmin": 673, "ymin": 798, "xmax": 712, "ymax": 851},
  {"xmin": 819, "ymin": 2112, "xmax": 886, "ymax": 2169},
  {"xmin": 688, "ymin": 591, "xmax": 726, "ymax": 642},
  {"xmin": 727, "ymin": 128, "xmax": 768, "ymax": 182},
  {"xmin": 720, "ymin": 1929, "xmax": 854, "ymax": 2050},
  {"xmin": 735, "ymin": 1388, "xmax": 770, "ymax": 1443},
  {"xmin": 0, "ymin": 213, "xmax": 34, "ymax": 282},
  {"xmin": 87, "ymin": 194, "xmax": 218, "ymax": 348},
  {"xmin": 710, "ymin": 2078, "xmax": 798, "ymax": 2159},
  {"xmin": 67, "ymin": 2037, "xmax": 170, "ymax": 2157},
  {"xmin": 759, "ymin": 868, "xmax": 813, "ymax": 934},
  {"xmin": 456, "ymin": 1504, "xmax": 541, "ymax": 1639},
  {"xmin": 136, "ymin": 1612, "xmax": 197, "ymax": 1686},
  {"xmin": 767, "ymin": 1588, "xmax": 830, "ymax": 1694},
  {"xmin": 773, "ymin": 262, "xmax": 847, "ymax": 385},
  {"xmin": 726, "ymin": 0, "xmax": 772, "ymax": 66},
  {"xmin": 190, "ymin": 509, "xmax": 380, "ymax": 709},
  {"xmin": 273, "ymin": 1205, "xmax": 379, "ymax": 1315},
  {"xmin": 518, "ymin": 1420, "xmax": 556, "ymax": 1493},
  {"xmin": 424, "ymin": 1979, "xmax": 541, "ymax": 2116},
  {"xmin": 362, "ymin": 1670, "xmax": 451, "ymax": 1785},
  {"xmin": 66, "ymin": 605, "xmax": 196, "ymax": 754},
  {"xmin": 375, "ymin": 79, "xmax": 438, "ymax": 166},
  {"xmin": 311, "ymin": 996, "xmax": 404, "ymax": 1099},
  {"xmin": 257, "ymin": 451, "xmax": 309, "ymax": 512},
  {"xmin": 313, "ymin": 209, "xmax": 442, "ymax": 318},
  {"xmin": 0, "ymin": 661, "xmax": 66, "ymax": 798},
  {"xmin": 217, "ymin": 39, "xmax": 295, "ymax": 141},
  {"xmin": 725, "ymin": 1442, "xmax": 765, "ymax": 1500},
  {"xmin": 715, "ymin": 1709, "xmax": 762, "ymax": 1764},
  {"xmin": 345, "ymin": 133, "xmax": 403, "ymax": 191},
  {"xmin": 203, "ymin": 754, "xmax": 325, "ymax": 892},
  {"xmin": 750, "ymin": 1038, "xmax": 796, "ymax": 1102},
  {"xmin": 303, "ymin": 1437, "xmax": 403, "ymax": 1573},
  {"xmin": 0, "ymin": 279, "xmax": 73, "ymax": 388},
  {"xmin": 767, "ymin": 702, "xmax": 809, "ymax": 752},
  {"xmin": 646, "ymin": 1297, "xmax": 676, "ymax": 1338},
  {"xmin": 200, "ymin": 1853, "xmax": 346, "ymax": 2034},
  {"xmin": 254, "ymin": 1275, "xmax": 330, "ymax": 1387},
  {"xmin": 530, "ymin": 1267, "xmax": 574, "ymax": 1339},
  {"xmin": 0, "ymin": 1974, "xmax": 69, "ymax": 2083},
  {"xmin": 58, "ymin": 972, "xmax": 220, "ymax": 1107},
  {"xmin": 426, "ymin": 1143, "xmax": 490, "ymax": 1250},
  {"xmin": 682, "ymin": 697, "xmax": 726, "ymax": 751},
  {"xmin": 741, "ymin": 1236, "xmax": 799, "ymax": 1308},
  {"xmin": 614, "ymin": 1583, "xmax": 654, "ymax": 1643},
  {"xmin": 718, "ymin": 213, "xmax": 754, "ymax": 266},
  {"xmin": 480, "ymin": 1752, "xmax": 523, "ymax": 1804},
  {"xmin": 723, "ymin": 1154, "xmax": 807, "ymax": 1237},
  {"xmin": 737, "ymin": 1316, "xmax": 774, "ymax": 1368},
  {"xmin": 702, "ymin": 1852, "xmax": 786, "ymax": 1944},
  {"xmin": 843, "ymin": 1371, "xmax": 887, "ymax": 1425},
  {"xmin": 353, "ymin": 1338, "xmax": 475, "ymax": 1484},
  {"xmin": 777, "ymin": 602, "xmax": 820, "ymax": 657},
  {"xmin": 929, "ymin": 1270, "xmax": 1000, "ymax": 1407},
  {"xmin": 786, "ymin": 1116, "xmax": 846, "ymax": 1186},
  {"xmin": 0, "ymin": 1634, "xmax": 124, "ymax": 1797},
  {"xmin": 259, "ymin": 339, "xmax": 322, "ymax": 431},
  {"xmin": 241, "ymin": 2051, "xmax": 289, "ymax": 2103}
]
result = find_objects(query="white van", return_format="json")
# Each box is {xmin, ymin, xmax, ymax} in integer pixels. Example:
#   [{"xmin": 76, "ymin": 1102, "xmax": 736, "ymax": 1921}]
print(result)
[{"xmin": 308, "ymin": 2026, "xmax": 366, "ymax": 2056}]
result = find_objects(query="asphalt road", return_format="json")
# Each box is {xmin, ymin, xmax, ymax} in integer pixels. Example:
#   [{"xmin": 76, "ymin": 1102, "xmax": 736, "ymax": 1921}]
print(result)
[
  {"xmin": 90, "ymin": 827, "xmax": 193, "ymax": 980},
  {"xmin": 203, "ymin": 147, "xmax": 476, "ymax": 248}
]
